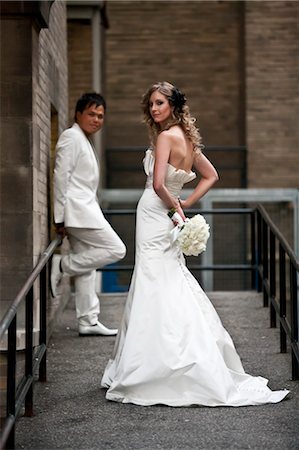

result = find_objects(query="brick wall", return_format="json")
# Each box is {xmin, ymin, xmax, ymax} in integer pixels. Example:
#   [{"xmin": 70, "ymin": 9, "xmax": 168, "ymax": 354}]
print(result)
[
  {"xmin": 105, "ymin": 0, "xmax": 245, "ymax": 149},
  {"xmin": 246, "ymin": 0, "xmax": 299, "ymax": 188},
  {"xmin": 33, "ymin": 0, "xmax": 68, "ymax": 259},
  {"xmin": 105, "ymin": 0, "xmax": 298, "ymax": 189},
  {"xmin": 67, "ymin": 20, "xmax": 93, "ymax": 126}
]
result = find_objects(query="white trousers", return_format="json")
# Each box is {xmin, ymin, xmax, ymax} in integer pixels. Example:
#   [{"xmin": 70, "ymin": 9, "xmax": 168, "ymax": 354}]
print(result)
[{"xmin": 61, "ymin": 223, "xmax": 126, "ymax": 326}]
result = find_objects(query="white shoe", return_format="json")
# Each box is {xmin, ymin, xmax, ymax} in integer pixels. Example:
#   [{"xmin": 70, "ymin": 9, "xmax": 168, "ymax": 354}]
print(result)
[
  {"xmin": 78, "ymin": 321, "xmax": 118, "ymax": 336},
  {"xmin": 50, "ymin": 254, "xmax": 63, "ymax": 297}
]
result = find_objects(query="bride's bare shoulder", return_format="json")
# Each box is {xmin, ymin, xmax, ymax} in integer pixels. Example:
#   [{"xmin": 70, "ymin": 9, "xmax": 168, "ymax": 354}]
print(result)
[
  {"xmin": 160, "ymin": 126, "xmax": 184, "ymax": 144},
  {"xmin": 162, "ymin": 125, "xmax": 182, "ymax": 136}
]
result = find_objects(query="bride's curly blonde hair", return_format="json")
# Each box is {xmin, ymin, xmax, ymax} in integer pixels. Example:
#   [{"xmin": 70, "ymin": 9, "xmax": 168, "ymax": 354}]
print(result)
[{"xmin": 141, "ymin": 81, "xmax": 203, "ymax": 152}]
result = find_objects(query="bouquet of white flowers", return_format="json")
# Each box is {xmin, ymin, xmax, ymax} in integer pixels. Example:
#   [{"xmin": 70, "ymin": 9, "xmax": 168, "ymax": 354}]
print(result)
[{"xmin": 168, "ymin": 210, "xmax": 210, "ymax": 256}]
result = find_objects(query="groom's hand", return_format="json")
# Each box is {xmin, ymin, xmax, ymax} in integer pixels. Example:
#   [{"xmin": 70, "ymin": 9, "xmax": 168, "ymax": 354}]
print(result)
[{"xmin": 55, "ymin": 222, "xmax": 67, "ymax": 239}]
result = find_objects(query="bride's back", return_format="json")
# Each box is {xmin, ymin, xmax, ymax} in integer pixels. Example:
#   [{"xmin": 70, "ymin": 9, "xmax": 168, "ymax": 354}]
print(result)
[{"xmin": 165, "ymin": 125, "xmax": 194, "ymax": 172}]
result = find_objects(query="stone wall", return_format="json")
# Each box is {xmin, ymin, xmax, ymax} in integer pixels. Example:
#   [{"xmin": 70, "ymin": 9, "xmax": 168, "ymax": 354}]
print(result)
[
  {"xmin": 0, "ymin": 1, "xmax": 68, "ymax": 418},
  {"xmin": 0, "ymin": 0, "xmax": 68, "ymax": 310}
]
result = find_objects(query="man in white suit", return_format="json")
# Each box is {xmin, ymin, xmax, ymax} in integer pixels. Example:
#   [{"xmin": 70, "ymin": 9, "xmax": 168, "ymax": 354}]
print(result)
[{"xmin": 51, "ymin": 93, "xmax": 126, "ymax": 336}]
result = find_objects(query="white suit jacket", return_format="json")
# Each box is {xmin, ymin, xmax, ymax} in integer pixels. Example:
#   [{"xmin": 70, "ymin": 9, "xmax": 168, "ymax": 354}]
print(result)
[{"xmin": 54, "ymin": 123, "xmax": 105, "ymax": 228}]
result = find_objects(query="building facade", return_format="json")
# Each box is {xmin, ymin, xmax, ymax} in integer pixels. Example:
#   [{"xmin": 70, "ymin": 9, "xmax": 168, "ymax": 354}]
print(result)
[{"xmin": 0, "ymin": 0, "xmax": 298, "ymax": 315}]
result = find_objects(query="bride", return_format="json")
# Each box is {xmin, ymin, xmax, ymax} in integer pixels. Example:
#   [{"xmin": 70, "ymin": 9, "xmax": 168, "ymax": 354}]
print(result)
[{"xmin": 101, "ymin": 81, "xmax": 289, "ymax": 407}]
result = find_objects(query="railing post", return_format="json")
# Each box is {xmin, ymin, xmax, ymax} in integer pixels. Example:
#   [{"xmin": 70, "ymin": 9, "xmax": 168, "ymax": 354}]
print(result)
[
  {"xmin": 200, "ymin": 198, "xmax": 213, "ymax": 291},
  {"xmin": 39, "ymin": 265, "xmax": 47, "ymax": 382},
  {"xmin": 257, "ymin": 210, "xmax": 262, "ymax": 292},
  {"xmin": 290, "ymin": 262, "xmax": 299, "ymax": 380},
  {"xmin": 25, "ymin": 287, "xmax": 34, "ymax": 417},
  {"xmin": 262, "ymin": 219, "xmax": 269, "ymax": 307},
  {"xmin": 6, "ymin": 317, "xmax": 17, "ymax": 450},
  {"xmin": 0, "ymin": 237, "xmax": 62, "ymax": 449},
  {"xmin": 269, "ymin": 230, "xmax": 276, "ymax": 328},
  {"xmin": 250, "ymin": 210, "xmax": 256, "ymax": 289},
  {"xmin": 279, "ymin": 244, "xmax": 287, "ymax": 353}
]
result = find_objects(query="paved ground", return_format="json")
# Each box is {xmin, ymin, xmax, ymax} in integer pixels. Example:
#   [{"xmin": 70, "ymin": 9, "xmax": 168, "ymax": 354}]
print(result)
[{"xmin": 15, "ymin": 291, "xmax": 298, "ymax": 450}]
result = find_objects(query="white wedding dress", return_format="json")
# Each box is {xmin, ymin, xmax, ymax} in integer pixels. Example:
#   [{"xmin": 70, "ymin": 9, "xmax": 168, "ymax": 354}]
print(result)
[{"xmin": 101, "ymin": 149, "xmax": 289, "ymax": 407}]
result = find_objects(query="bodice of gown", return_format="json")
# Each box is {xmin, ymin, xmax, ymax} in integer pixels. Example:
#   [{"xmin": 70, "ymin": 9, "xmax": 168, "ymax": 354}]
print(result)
[{"xmin": 143, "ymin": 148, "xmax": 196, "ymax": 196}]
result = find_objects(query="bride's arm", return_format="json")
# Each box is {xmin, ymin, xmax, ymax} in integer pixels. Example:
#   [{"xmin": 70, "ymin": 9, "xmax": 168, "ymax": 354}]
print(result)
[
  {"xmin": 179, "ymin": 152, "xmax": 219, "ymax": 209},
  {"xmin": 153, "ymin": 133, "xmax": 185, "ymax": 218}
]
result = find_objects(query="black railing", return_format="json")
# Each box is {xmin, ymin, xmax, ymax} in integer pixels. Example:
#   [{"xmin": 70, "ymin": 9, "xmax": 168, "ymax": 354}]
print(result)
[
  {"xmin": 102, "ymin": 207, "xmax": 256, "ymax": 283},
  {"xmin": 106, "ymin": 146, "xmax": 247, "ymax": 188},
  {"xmin": 1, "ymin": 205, "xmax": 298, "ymax": 449},
  {"xmin": 0, "ymin": 238, "xmax": 61, "ymax": 450},
  {"xmin": 256, "ymin": 204, "xmax": 299, "ymax": 380},
  {"xmin": 102, "ymin": 205, "xmax": 299, "ymax": 380}
]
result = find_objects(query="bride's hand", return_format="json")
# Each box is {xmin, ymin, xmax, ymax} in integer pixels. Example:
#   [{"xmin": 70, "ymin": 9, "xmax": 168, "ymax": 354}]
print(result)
[
  {"xmin": 178, "ymin": 199, "xmax": 189, "ymax": 210},
  {"xmin": 176, "ymin": 204, "xmax": 186, "ymax": 222}
]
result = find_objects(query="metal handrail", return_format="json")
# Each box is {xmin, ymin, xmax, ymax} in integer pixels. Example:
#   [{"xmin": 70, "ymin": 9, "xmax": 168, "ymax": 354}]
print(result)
[
  {"xmin": 101, "ymin": 208, "xmax": 257, "ymax": 284},
  {"xmin": 106, "ymin": 146, "xmax": 247, "ymax": 179},
  {"xmin": 0, "ymin": 237, "xmax": 61, "ymax": 450},
  {"xmin": 103, "ymin": 204, "xmax": 298, "ymax": 379},
  {"xmin": 106, "ymin": 145, "xmax": 247, "ymax": 153},
  {"xmin": 0, "ymin": 238, "xmax": 61, "ymax": 340},
  {"xmin": 1, "ymin": 203, "xmax": 298, "ymax": 449},
  {"xmin": 256, "ymin": 205, "xmax": 299, "ymax": 270},
  {"xmin": 256, "ymin": 204, "xmax": 299, "ymax": 380}
]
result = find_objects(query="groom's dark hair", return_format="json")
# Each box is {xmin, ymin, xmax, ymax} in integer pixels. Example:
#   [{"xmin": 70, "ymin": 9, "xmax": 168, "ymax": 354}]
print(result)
[{"xmin": 74, "ymin": 92, "xmax": 106, "ymax": 121}]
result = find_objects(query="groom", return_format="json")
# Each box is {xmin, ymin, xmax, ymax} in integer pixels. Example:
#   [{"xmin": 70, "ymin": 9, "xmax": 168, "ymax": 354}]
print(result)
[{"xmin": 51, "ymin": 92, "xmax": 126, "ymax": 336}]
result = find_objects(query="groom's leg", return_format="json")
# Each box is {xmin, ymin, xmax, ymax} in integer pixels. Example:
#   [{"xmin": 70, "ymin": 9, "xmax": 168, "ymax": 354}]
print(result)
[
  {"xmin": 74, "ymin": 269, "xmax": 100, "ymax": 326},
  {"xmin": 64, "ymin": 230, "xmax": 100, "ymax": 326},
  {"xmin": 62, "ymin": 226, "xmax": 124, "ymax": 332},
  {"xmin": 61, "ymin": 224, "xmax": 126, "ymax": 276}
]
